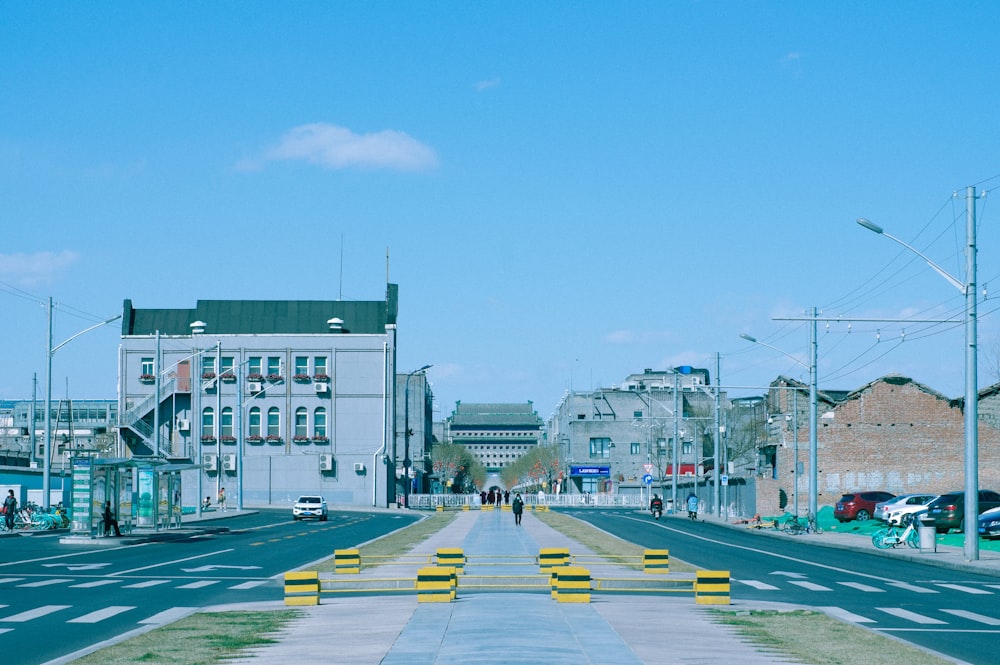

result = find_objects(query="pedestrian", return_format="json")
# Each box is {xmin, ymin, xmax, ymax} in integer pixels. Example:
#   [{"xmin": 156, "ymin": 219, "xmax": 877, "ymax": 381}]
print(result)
[
  {"xmin": 512, "ymin": 492, "xmax": 524, "ymax": 525},
  {"xmin": 3, "ymin": 490, "xmax": 17, "ymax": 531},
  {"xmin": 480, "ymin": 490, "xmax": 487, "ymax": 506},
  {"xmin": 203, "ymin": 495, "xmax": 212, "ymax": 510},
  {"xmin": 487, "ymin": 489, "xmax": 495, "ymax": 506},
  {"xmin": 218, "ymin": 487, "xmax": 227, "ymax": 512},
  {"xmin": 504, "ymin": 490, "xmax": 510, "ymax": 505},
  {"xmin": 103, "ymin": 501, "xmax": 122, "ymax": 537}
]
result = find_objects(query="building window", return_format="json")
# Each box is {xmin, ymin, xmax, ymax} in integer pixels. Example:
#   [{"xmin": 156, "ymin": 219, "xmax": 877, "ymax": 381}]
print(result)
[
  {"xmin": 630, "ymin": 442, "xmax": 640, "ymax": 455},
  {"xmin": 202, "ymin": 407, "xmax": 215, "ymax": 438},
  {"xmin": 267, "ymin": 407, "xmax": 280, "ymax": 437},
  {"xmin": 295, "ymin": 407, "xmax": 308, "ymax": 438},
  {"xmin": 141, "ymin": 357, "xmax": 154, "ymax": 375},
  {"xmin": 201, "ymin": 356, "xmax": 216, "ymax": 376},
  {"xmin": 248, "ymin": 407, "xmax": 261, "ymax": 437},
  {"xmin": 314, "ymin": 407, "xmax": 327, "ymax": 437},
  {"xmin": 682, "ymin": 441, "xmax": 692, "ymax": 456},
  {"xmin": 248, "ymin": 356, "xmax": 262, "ymax": 376},
  {"xmin": 589, "ymin": 437, "xmax": 611, "ymax": 459},
  {"xmin": 267, "ymin": 356, "xmax": 281, "ymax": 377},
  {"xmin": 295, "ymin": 356, "xmax": 308, "ymax": 376},
  {"xmin": 314, "ymin": 356, "xmax": 328, "ymax": 376},
  {"xmin": 221, "ymin": 407, "xmax": 233, "ymax": 437},
  {"xmin": 633, "ymin": 411, "xmax": 643, "ymax": 418},
  {"xmin": 220, "ymin": 356, "xmax": 234, "ymax": 376}
]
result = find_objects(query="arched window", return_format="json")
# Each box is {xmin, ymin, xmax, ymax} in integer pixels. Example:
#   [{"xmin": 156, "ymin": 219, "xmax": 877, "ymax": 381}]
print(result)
[
  {"xmin": 221, "ymin": 407, "xmax": 233, "ymax": 438},
  {"xmin": 248, "ymin": 407, "xmax": 261, "ymax": 437},
  {"xmin": 202, "ymin": 407, "xmax": 215, "ymax": 438},
  {"xmin": 295, "ymin": 407, "xmax": 308, "ymax": 438},
  {"xmin": 314, "ymin": 407, "xmax": 327, "ymax": 438},
  {"xmin": 267, "ymin": 407, "xmax": 281, "ymax": 437}
]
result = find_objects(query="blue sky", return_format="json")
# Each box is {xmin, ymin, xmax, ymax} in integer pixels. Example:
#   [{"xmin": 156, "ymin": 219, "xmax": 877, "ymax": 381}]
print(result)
[{"xmin": 3, "ymin": 3, "xmax": 1000, "ymax": 421}]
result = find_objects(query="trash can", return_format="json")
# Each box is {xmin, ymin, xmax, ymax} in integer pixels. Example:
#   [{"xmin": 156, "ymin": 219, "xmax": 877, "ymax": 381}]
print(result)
[
  {"xmin": 666, "ymin": 499, "xmax": 674, "ymax": 514},
  {"xmin": 918, "ymin": 517, "xmax": 937, "ymax": 553}
]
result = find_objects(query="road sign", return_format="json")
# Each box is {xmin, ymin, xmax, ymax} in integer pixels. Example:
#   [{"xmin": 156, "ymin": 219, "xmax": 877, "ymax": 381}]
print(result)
[
  {"xmin": 643, "ymin": 463, "xmax": 654, "ymax": 474},
  {"xmin": 642, "ymin": 474, "xmax": 653, "ymax": 485},
  {"xmin": 721, "ymin": 474, "xmax": 729, "ymax": 486}
]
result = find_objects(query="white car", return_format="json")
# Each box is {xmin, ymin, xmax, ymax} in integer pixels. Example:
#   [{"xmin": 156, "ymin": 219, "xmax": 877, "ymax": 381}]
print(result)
[
  {"xmin": 292, "ymin": 495, "xmax": 329, "ymax": 521},
  {"xmin": 875, "ymin": 493, "xmax": 937, "ymax": 525}
]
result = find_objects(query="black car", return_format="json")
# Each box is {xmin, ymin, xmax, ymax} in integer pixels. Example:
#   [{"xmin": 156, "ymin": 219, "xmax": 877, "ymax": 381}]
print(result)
[{"xmin": 925, "ymin": 489, "xmax": 1000, "ymax": 533}]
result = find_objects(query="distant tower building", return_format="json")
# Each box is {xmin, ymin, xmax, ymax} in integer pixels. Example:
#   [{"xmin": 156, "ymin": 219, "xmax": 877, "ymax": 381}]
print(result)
[{"xmin": 445, "ymin": 402, "xmax": 544, "ymax": 472}]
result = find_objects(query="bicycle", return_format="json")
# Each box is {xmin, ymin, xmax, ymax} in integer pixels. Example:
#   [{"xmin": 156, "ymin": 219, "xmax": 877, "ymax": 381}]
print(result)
[
  {"xmin": 782, "ymin": 513, "xmax": 823, "ymax": 535},
  {"xmin": 872, "ymin": 521, "xmax": 919, "ymax": 549}
]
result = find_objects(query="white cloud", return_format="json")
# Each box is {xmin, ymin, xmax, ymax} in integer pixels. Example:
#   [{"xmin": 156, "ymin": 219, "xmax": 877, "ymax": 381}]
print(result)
[
  {"xmin": 239, "ymin": 123, "xmax": 438, "ymax": 172},
  {"xmin": 475, "ymin": 77, "xmax": 501, "ymax": 92},
  {"xmin": 0, "ymin": 250, "xmax": 80, "ymax": 287}
]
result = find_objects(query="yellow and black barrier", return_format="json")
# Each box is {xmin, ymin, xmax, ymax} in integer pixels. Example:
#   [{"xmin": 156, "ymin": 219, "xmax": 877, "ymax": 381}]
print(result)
[
  {"xmin": 643, "ymin": 549, "xmax": 669, "ymax": 574},
  {"xmin": 436, "ymin": 505, "xmax": 444, "ymax": 512},
  {"xmin": 284, "ymin": 571, "xmax": 320, "ymax": 605},
  {"xmin": 334, "ymin": 548, "xmax": 361, "ymax": 574},
  {"xmin": 436, "ymin": 547, "xmax": 466, "ymax": 573},
  {"xmin": 538, "ymin": 547, "xmax": 570, "ymax": 572},
  {"xmin": 694, "ymin": 570, "xmax": 730, "ymax": 605},
  {"xmin": 416, "ymin": 566, "xmax": 457, "ymax": 603},
  {"xmin": 554, "ymin": 566, "xmax": 591, "ymax": 603}
]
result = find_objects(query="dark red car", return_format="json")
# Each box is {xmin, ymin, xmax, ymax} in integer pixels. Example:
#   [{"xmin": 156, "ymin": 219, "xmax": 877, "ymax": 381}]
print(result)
[{"xmin": 834, "ymin": 491, "xmax": 896, "ymax": 522}]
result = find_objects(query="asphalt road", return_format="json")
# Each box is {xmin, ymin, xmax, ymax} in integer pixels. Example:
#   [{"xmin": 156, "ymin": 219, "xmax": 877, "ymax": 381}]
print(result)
[
  {"xmin": 0, "ymin": 509, "xmax": 418, "ymax": 665},
  {"xmin": 571, "ymin": 509, "xmax": 1000, "ymax": 665}
]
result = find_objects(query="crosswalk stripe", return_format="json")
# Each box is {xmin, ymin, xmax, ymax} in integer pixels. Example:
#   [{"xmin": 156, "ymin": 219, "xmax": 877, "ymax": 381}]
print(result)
[
  {"xmin": 18, "ymin": 578, "xmax": 72, "ymax": 588},
  {"xmin": 123, "ymin": 580, "xmax": 172, "ymax": 589},
  {"xmin": 940, "ymin": 609, "xmax": 1000, "ymax": 626},
  {"xmin": 818, "ymin": 606, "xmax": 876, "ymax": 623},
  {"xmin": 935, "ymin": 583, "xmax": 992, "ymax": 595},
  {"xmin": 737, "ymin": 580, "xmax": 780, "ymax": 590},
  {"xmin": 877, "ymin": 607, "xmax": 947, "ymax": 624},
  {"xmin": 789, "ymin": 580, "xmax": 832, "ymax": 591},
  {"xmin": 139, "ymin": 607, "xmax": 198, "ymax": 625},
  {"xmin": 1, "ymin": 605, "xmax": 71, "ymax": 622},
  {"xmin": 0, "ymin": 578, "xmax": 25, "ymax": 585},
  {"xmin": 229, "ymin": 580, "xmax": 269, "ymax": 590},
  {"xmin": 0, "ymin": 629, "xmax": 12, "ymax": 635},
  {"xmin": 71, "ymin": 580, "xmax": 123, "ymax": 589},
  {"xmin": 887, "ymin": 581, "xmax": 939, "ymax": 594},
  {"xmin": 176, "ymin": 580, "xmax": 219, "ymax": 589},
  {"xmin": 68, "ymin": 606, "xmax": 136, "ymax": 623},
  {"xmin": 838, "ymin": 582, "xmax": 884, "ymax": 593}
]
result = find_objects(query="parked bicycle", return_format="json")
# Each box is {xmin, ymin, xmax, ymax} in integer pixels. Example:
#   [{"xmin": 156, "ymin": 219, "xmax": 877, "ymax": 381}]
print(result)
[
  {"xmin": 782, "ymin": 513, "xmax": 823, "ymax": 535},
  {"xmin": 871, "ymin": 521, "xmax": 920, "ymax": 549}
]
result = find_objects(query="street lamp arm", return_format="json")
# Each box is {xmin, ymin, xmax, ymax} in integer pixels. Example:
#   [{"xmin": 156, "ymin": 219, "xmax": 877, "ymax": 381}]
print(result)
[
  {"xmin": 739, "ymin": 333, "xmax": 806, "ymax": 368},
  {"xmin": 856, "ymin": 218, "xmax": 964, "ymax": 293},
  {"xmin": 51, "ymin": 314, "xmax": 123, "ymax": 355}
]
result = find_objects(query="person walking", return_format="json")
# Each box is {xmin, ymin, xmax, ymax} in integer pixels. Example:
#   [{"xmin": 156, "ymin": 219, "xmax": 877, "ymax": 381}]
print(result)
[
  {"xmin": 503, "ymin": 490, "xmax": 510, "ymax": 505},
  {"xmin": 512, "ymin": 493, "xmax": 524, "ymax": 525},
  {"xmin": 218, "ymin": 487, "xmax": 227, "ymax": 512},
  {"xmin": 103, "ymin": 501, "xmax": 122, "ymax": 537},
  {"xmin": 3, "ymin": 490, "xmax": 17, "ymax": 531}
]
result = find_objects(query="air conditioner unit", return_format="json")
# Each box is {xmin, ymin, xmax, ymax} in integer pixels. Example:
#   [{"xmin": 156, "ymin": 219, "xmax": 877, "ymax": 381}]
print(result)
[
  {"xmin": 353, "ymin": 462, "xmax": 366, "ymax": 474},
  {"xmin": 204, "ymin": 453, "xmax": 218, "ymax": 471},
  {"xmin": 248, "ymin": 382, "xmax": 263, "ymax": 393},
  {"xmin": 222, "ymin": 453, "xmax": 236, "ymax": 471},
  {"xmin": 177, "ymin": 419, "xmax": 190, "ymax": 431},
  {"xmin": 319, "ymin": 453, "xmax": 333, "ymax": 472},
  {"xmin": 314, "ymin": 382, "xmax": 328, "ymax": 393}
]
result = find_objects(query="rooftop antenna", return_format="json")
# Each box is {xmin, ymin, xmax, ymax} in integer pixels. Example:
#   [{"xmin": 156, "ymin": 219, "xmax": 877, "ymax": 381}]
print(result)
[
  {"xmin": 386, "ymin": 246, "xmax": 390, "ymax": 284},
  {"xmin": 338, "ymin": 233, "xmax": 344, "ymax": 301}
]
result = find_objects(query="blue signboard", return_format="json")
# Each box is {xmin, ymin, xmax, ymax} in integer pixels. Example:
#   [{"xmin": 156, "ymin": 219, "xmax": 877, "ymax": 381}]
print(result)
[
  {"xmin": 570, "ymin": 465, "xmax": 610, "ymax": 477},
  {"xmin": 642, "ymin": 474, "xmax": 653, "ymax": 485}
]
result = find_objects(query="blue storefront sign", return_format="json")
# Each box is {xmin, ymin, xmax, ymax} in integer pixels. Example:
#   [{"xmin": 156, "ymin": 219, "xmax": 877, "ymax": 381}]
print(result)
[{"xmin": 570, "ymin": 465, "xmax": 610, "ymax": 477}]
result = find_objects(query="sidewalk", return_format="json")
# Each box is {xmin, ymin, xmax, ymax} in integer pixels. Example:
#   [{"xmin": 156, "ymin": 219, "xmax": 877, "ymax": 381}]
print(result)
[{"xmin": 216, "ymin": 508, "xmax": 815, "ymax": 665}]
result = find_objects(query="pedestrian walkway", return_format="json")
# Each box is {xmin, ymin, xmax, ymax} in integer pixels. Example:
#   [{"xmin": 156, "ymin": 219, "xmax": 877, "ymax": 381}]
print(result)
[{"xmin": 218, "ymin": 508, "xmax": 813, "ymax": 665}]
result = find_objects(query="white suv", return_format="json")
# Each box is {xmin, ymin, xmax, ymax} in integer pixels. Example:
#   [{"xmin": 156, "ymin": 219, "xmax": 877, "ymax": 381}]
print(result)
[{"xmin": 292, "ymin": 496, "xmax": 328, "ymax": 521}]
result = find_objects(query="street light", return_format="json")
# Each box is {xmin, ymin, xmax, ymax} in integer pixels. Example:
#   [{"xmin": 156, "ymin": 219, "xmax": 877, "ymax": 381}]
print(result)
[
  {"xmin": 403, "ymin": 364, "xmax": 432, "ymax": 509},
  {"xmin": 857, "ymin": 184, "xmax": 979, "ymax": 561},
  {"xmin": 44, "ymin": 300, "xmax": 122, "ymax": 509},
  {"xmin": 740, "ymin": 327, "xmax": 819, "ymax": 522}
]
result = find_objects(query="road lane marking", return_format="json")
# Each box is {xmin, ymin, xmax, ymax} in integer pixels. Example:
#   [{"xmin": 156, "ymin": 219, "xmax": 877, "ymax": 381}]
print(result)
[
  {"xmin": 110, "ymin": 548, "xmax": 235, "ymax": 576},
  {"xmin": 838, "ymin": 581, "xmax": 885, "ymax": 592},
  {"xmin": 139, "ymin": 607, "xmax": 198, "ymax": 625},
  {"xmin": 877, "ymin": 607, "xmax": 947, "ymax": 624},
  {"xmin": 887, "ymin": 581, "xmax": 939, "ymax": 593},
  {"xmin": 68, "ymin": 606, "xmax": 136, "ymax": 623},
  {"xmin": 737, "ymin": 580, "xmax": 780, "ymax": 590},
  {"xmin": 122, "ymin": 580, "xmax": 172, "ymax": 589},
  {"xmin": 941, "ymin": 609, "xmax": 1000, "ymax": 625},
  {"xmin": 818, "ymin": 606, "xmax": 876, "ymax": 623},
  {"xmin": 1, "ymin": 605, "xmax": 71, "ymax": 622},
  {"xmin": 788, "ymin": 581, "xmax": 832, "ymax": 591},
  {"xmin": 71, "ymin": 580, "xmax": 123, "ymax": 588},
  {"xmin": 0, "ymin": 578, "xmax": 24, "ymax": 585},
  {"xmin": 230, "ymin": 580, "xmax": 269, "ymax": 589},
  {"xmin": 935, "ymin": 583, "xmax": 992, "ymax": 595},
  {"xmin": 18, "ymin": 578, "xmax": 72, "ymax": 588},
  {"xmin": 176, "ymin": 580, "xmax": 219, "ymax": 589}
]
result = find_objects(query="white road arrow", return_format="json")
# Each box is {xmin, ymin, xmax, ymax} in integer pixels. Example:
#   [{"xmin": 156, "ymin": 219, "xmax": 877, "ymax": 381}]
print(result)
[
  {"xmin": 42, "ymin": 563, "xmax": 112, "ymax": 571},
  {"xmin": 180, "ymin": 565, "xmax": 262, "ymax": 573}
]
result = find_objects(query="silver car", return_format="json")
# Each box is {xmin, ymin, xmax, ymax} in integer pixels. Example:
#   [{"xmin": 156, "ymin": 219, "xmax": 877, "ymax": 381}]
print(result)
[{"xmin": 874, "ymin": 494, "xmax": 937, "ymax": 525}]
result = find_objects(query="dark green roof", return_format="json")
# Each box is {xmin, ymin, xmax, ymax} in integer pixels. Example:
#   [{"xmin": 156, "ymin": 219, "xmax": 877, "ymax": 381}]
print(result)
[
  {"xmin": 122, "ymin": 285, "xmax": 398, "ymax": 336},
  {"xmin": 448, "ymin": 402, "xmax": 543, "ymax": 428}
]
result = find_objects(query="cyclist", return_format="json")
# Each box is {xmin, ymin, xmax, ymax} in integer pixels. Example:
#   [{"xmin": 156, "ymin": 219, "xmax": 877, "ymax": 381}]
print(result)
[
  {"xmin": 650, "ymin": 494, "xmax": 664, "ymax": 519},
  {"xmin": 686, "ymin": 492, "xmax": 699, "ymax": 521}
]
